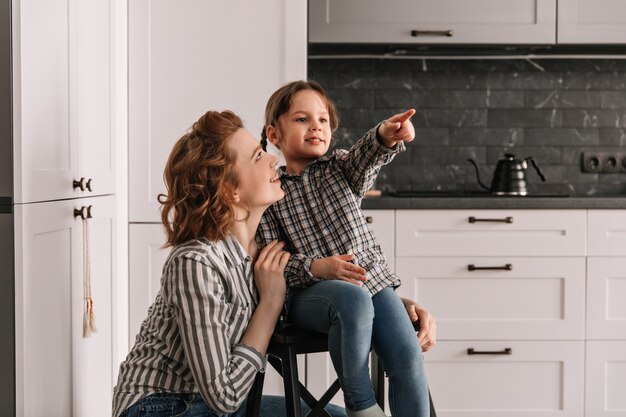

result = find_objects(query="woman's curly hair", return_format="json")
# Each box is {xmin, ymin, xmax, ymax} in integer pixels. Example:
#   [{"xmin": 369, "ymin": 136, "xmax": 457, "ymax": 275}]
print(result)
[{"xmin": 158, "ymin": 110, "xmax": 243, "ymax": 246}]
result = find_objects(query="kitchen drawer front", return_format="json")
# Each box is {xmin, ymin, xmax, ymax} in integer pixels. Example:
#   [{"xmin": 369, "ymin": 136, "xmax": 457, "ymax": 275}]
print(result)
[
  {"xmin": 588, "ymin": 210, "xmax": 626, "ymax": 256},
  {"xmin": 396, "ymin": 210, "xmax": 586, "ymax": 257},
  {"xmin": 362, "ymin": 209, "xmax": 395, "ymax": 271},
  {"xmin": 424, "ymin": 341, "xmax": 584, "ymax": 417},
  {"xmin": 396, "ymin": 257, "xmax": 586, "ymax": 340},
  {"xmin": 585, "ymin": 341, "xmax": 626, "ymax": 417},
  {"xmin": 587, "ymin": 258, "xmax": 626, "ymax": 340}
]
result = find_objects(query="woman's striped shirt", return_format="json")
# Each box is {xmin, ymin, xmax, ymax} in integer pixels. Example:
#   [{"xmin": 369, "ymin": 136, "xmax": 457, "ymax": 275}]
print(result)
[{"xmin": 112, "ymin": 236, "xmax": 265, "ymax": 417}]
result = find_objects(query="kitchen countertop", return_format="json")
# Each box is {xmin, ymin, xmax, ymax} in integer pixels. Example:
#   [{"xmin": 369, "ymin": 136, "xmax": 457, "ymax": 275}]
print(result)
[{"xmin": 361, "ymin": 194, "xmax": 626, "ymax": 210}]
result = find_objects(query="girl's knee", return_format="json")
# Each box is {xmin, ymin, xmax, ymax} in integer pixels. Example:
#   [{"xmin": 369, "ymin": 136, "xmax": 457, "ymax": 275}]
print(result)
[{"xmin": 328, "ymin": 282, "xmax": 374, "ymax": 324}]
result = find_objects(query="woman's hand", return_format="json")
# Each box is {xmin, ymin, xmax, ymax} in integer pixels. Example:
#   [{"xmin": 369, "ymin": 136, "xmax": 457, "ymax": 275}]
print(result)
[
  {"xmin": 377, "ymin": 109, "xmax": 416, "ymax": 148},
  {"xmin": 310, "ymin": 254, "xmax": 368, "ymax": 286},
  {"xmin": 401, "ymin": 297, "xmax": 437, "ymax": 352},
  {"xmin": 253, "ymin": 240, "xmax": 289, "ymax": 309}
]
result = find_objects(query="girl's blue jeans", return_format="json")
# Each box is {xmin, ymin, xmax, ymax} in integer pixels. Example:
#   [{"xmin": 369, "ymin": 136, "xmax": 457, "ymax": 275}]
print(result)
[
  {"xmin": 119, "ymin": 392, "xmax": 347, "ymax": 417},
  {"xmin": 290, "ymin": 282, "xmax": 430, "ymax": 417}
]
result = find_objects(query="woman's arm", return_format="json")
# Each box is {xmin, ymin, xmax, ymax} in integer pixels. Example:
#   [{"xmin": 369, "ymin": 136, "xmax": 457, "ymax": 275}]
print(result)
[{"xmin": 165, "ymin": 243, "xmax": 287, "ymax": 414}]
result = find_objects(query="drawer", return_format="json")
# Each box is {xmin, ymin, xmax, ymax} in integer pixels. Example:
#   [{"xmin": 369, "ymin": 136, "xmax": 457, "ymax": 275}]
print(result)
[
  {"xmin": 424, "ymin": 340, "xmax": 584, "ymax": 417},
  {"xmin": 362, "ymin": 209, "xmax": 394, "ymax": 270},
  {"xmin": 396, "ymin": 210, "xmax": 586, "ymax": 257},
  {"xmin": 395, "ymin": 257, "xmax": 586, "ymax": 340},
  {"xmin": 585, "ymin": 341, "xmax": 626, "ymax": 417},
  {"xmin": 587, "ymin": 258, "xmax": 626, "ymax": 340},
  {"xmin": 588, "ymin": 210, "xmax": 626, "ymax": 256}
]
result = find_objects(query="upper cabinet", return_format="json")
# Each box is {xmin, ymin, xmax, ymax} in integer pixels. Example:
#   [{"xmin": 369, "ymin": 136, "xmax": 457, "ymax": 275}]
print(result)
[
  {"xmin": 558, "ymin": 0, "xmax": 626, "ymax": 44},
  {"xmin": 129, "ymin": 0, "xmax": 307, "ymax": 222},
  {"xmin": 309, "ymin": 0, "xmax": 557, "ymax": 45},
  {"xmin": 309, "ymin": 0, "xmax": 626, "ymax": 45},
  {"xmin": 12, "ymin": 0, "xmax": 115, "ymax": 204}
]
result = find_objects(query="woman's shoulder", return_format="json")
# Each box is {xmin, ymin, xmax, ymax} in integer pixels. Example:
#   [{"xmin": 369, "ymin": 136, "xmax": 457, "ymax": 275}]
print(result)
[{"xmin": 165, "ymin": 236, "xmax": 246, "ymax": 270}]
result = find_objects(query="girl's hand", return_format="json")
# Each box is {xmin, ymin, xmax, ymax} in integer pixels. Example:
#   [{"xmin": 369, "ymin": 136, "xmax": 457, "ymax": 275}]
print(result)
[
  {"xmin": 401, "ymin": 297, "xmax": 437, "ymax": 352},
  {"xmin": 253, "ymin": 240, "xmax": 289, "ymax": 308},
  {"xmin": 310, "ymin": 254, "xmax": 368, "ymax": 286},
  {"xmin": 377, "ymin": 109, "xmax": 416, "ymax": 148}
]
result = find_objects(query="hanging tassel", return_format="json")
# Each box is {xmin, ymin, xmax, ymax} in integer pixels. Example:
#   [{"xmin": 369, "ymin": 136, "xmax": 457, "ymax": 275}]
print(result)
[{"xmin": 82, "ymin": 217, "xmax": 96, "ymax": 337}]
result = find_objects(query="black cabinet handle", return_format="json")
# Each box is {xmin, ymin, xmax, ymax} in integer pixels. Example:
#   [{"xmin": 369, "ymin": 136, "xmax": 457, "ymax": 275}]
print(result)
[
  {"xmin": 72, "ymin": 177, "xmax": 93, "ymax": 192},
  {"xmin": 468, "ymin": 216, "xmax": 513, "ymax": 224},
  {"xmin": 411, "ymin": 29, "xmax": 453, "ymax": 37},
  {"xmin": 468, "ymin": 264, "xmax": 512, "ymax": 271},
  {"xmin": 73, "ymin": 205, "xmax": 93, "ymax": 220},
  {"xmin": 467, "ymin": 348, "xmax": 512, "ymax": 355},
  {"xmin": 365, "ymin": 216, "xmax": 373, "ymax": 224}
]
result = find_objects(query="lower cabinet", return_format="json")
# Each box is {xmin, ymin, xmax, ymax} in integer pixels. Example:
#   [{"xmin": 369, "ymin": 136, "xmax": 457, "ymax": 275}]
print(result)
[
  {"xmin": 585, "ymin": 341, "xmax": 626, "ymax": 416},
  {"xmin": 427, "ymin": 341, "xmax": 584, "ymax": 417},
  {"xmin": 14, "ymin": 195, "xmax": 116, "ymax": 417}
]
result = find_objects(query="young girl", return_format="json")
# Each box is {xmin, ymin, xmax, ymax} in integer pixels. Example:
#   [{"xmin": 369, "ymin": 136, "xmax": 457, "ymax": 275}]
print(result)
[
  {"xmin": 257, "ymin": 81, "xmax": 435, "ymax": 417},
  {"xmin": 112, "ymin": 110, "xmax": 346, "ymax": 417}
]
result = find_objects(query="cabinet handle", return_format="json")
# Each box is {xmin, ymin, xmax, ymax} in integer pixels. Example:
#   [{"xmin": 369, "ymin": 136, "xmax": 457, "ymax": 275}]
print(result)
[
  {"xmin": 73, "ymin": 205, "xmax": 93, "ymax": 220},
  {"xmin": 468, "ymin": 264, "xmax": 512, "ymax": 271},
  {"xmin": 467, "ymin": 348, "xmax": 512, "ymax": 355},
  {"xmin": 72, "ymin": 177, "xmax": 93, "ymax": 192},
  {"xmin": 73, "ymin": 177, "xmax": 86, "ymax": 191},
  {"xmin": 365, "ymin": 216, "xmax": 373, "ymax": 224},
  {"xmin": 468, "ymin": 216, "xmax": 513, "ymax": 224},
  {"xmin": 411, "ymin": 29, "xmax": 453, "ymax": 37}
]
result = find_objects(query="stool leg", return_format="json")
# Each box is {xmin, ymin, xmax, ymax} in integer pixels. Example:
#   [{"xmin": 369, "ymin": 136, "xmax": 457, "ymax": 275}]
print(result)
[
  {"xmin": 280, "ymin": 345, "xmax": 302, "ymax": 417},
  {"xmin": 245, "ymin": 370, "xmax": 265, "ymax": 417}
]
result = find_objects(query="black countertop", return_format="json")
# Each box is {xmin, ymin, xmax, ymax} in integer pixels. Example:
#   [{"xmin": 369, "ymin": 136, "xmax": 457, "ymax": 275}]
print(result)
[{"xmin": 361, "ymin": 194, "xmax": 626, "ymax": 210}]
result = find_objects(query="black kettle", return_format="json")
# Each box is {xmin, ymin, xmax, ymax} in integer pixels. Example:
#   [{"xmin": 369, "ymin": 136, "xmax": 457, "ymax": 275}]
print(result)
[{"xmin": 467, "ymin": 153, "xmax": 546, "ymax": 196}]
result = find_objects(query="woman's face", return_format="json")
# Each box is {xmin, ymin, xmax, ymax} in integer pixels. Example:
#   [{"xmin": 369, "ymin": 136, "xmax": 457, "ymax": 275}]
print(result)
[{"xmin": 228, "ymin": 128, "xmax": 283, "ymax": 209}]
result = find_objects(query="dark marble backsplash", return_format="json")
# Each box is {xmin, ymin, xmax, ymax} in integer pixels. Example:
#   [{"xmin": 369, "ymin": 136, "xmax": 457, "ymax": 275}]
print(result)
[{"xmin": 308, "ymin": 58, "xmax": 626, "ymax": 196}]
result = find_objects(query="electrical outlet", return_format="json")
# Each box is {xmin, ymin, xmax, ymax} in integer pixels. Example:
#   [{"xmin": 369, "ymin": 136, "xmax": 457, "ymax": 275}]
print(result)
[{"xmin": 582, "ymin": 151, "xmax": 626, "ymax": 173}]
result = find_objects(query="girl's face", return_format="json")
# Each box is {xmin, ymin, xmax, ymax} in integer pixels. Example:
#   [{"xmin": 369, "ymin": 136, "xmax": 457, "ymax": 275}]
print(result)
[
  {"xmin": 269, "ymin": 89, "xmax": 332, "ymax": 166},
  {"xmin": 228, "ymin": 128, "xmax": 283, "ymax": 209}
]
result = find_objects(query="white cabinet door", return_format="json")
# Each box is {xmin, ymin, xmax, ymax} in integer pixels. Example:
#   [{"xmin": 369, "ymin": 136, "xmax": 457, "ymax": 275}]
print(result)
[
  {"xmin": 587, "ymin": 258, "xmax": 626, "ymax": 340},
  {"xmin": 588, "ymin": 210, "xmax": 626, "ymax": 256},
  {"xmin": 309, "ymin": 0, "xmax": 557, "ymax": 44},
  {"xmin": 586, "ymin": 341, "xmax": 626, "ymax": 417},
  {"xmin": 396, "ymin": 210, "xmax": 586, "ymax": 257},
  {"xmin": 128, "ymin": 224, "xmax": 171, "ymax": 342},
  {"xmin": 13, "ymin": 0, "xmax": 115, "ymax": 203},
  {"xmin": 362, "ymin": 209, "xmax": 395, "ymax": 271},
  {"xmin": 14, "ymin": 195, "xmax": 115, "ymax": 417},
  {"xmin": 129, "ymin": 0, "xmax": 307, "ymax": 222},
  {"xmin": 13, "ymin": 0, "xmax": 72, "ymax": 203},
  {"xmin": 396, "ymin": 257, "xmax": 586, "ymax": 340},
  {"xmin": 73, "ymin": 0, "xmax": 115, "ymax": 197},
  {"xmin": 558, "ymin": 0, "xmax": 626, "ymax": 44},
  {"xmin": 426, "ymin": 341, "xmax": 584, "ymax": 417}
]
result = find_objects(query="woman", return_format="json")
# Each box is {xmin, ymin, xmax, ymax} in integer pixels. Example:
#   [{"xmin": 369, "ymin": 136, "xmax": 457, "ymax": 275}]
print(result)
[{"xmin": 112, "ymin": 110, "xmax": 346, "ymax": 417}]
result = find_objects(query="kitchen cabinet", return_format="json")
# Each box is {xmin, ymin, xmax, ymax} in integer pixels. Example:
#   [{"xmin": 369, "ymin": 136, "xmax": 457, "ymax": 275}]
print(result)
[
  {"xmin": 558, "ymin": 0, "xmax": 626, "ymax": 44},
  {"xmin": 585, "ymin": 210, "xmax": 626, "ymax": 417},
  {"xmin": 12, "ymin": 0, "xmax": 115, "ymax": 204},
  {"xmin": 310, "ymin": 0, "xmax": 626, "ymax": 46},
  {"xmin": 14, "ymin": 195, "xmax": 116, "ymax": 417},
  {"xmin": 585, "ymin": 341, "xmax": 626, "ymax": 416},
  {"xmin": 393, "ymin": 209, "xmax": 586, "ymax": 417},
  {"xmin": 128, "ymin": 0, "xmax": 307, "ymax": 222},
  {"xmin": 309, "ymin": 0, "xmax": 557, "ymax": 45}
]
